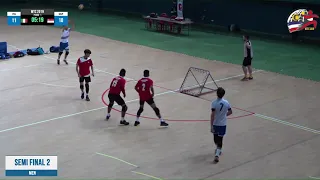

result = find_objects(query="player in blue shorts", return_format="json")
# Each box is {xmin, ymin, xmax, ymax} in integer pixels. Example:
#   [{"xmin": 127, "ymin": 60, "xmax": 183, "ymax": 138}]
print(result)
[
  {"xmin": 210, "ymin": 87, "xmax": 233, "ymax": 163},
  {"xmin": 57, "ymin": 21, "xmax": 74, "ymax": 65}
]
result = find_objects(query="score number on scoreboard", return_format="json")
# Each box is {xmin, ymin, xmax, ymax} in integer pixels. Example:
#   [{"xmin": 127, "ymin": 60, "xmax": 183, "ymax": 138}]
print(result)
[{"xmin": 7, "ymin": 9, "xmax": 68, "ymax": 26}]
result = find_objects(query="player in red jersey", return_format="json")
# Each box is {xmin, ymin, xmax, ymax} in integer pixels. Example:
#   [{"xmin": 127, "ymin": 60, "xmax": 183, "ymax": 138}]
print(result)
[
  {"xmin": 76, "ymin": 49, "xmax": 94, "ymax": 101},
  {"xmin": 106, "ymin": 69, "xmax": 129, "ymax": 125},
  {"xmin": 134, "ymin": 70, "xmax": 168, "ymax": 127}
]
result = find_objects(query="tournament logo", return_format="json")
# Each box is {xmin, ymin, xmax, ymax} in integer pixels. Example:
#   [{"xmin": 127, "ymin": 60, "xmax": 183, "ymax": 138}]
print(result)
[{"xmin": 287, "ymin": 9, "xmax": 318, "ymax": 33}]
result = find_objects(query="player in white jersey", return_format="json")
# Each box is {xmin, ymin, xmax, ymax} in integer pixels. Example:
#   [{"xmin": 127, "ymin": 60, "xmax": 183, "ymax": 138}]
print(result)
[
  {"xmin": 57, "ymin": 21, "xmax": 74, "ymax": 65},
  {"xmin": 211, "ymin": 87, "xmax": 232, "ymax": 163},
  {"xmin": 242, "ymin": 35, "xmax": 253, "ymax": 81}
]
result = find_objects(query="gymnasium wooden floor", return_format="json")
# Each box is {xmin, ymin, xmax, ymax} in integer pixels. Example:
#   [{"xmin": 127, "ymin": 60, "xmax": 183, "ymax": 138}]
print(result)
[{"xmin": 0, "ymin": 19, "xmax": 320, "ymax": 179}]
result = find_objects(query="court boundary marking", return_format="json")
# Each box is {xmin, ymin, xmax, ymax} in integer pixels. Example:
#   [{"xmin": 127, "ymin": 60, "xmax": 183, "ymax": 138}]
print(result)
[
  {"xmin": 0, "ymin": 70, "xmax": 255, "ymax": 133},
  {"xmin": 101, "ymin": 86, "xmax": 254, "ymax": 122},
  {"xmin": 95, "ymin": 152, "xmax": 164, "ymax": 180},
  {"xmin": 5, "ymin": 44, "xmax": 320, "ymax": 134}
]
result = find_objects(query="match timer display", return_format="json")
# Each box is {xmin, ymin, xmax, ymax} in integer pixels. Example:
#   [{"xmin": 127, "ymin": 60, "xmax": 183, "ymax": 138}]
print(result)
[{"xmin": 7, "ymin": 9, "xmax": 68, "ymax": 26}]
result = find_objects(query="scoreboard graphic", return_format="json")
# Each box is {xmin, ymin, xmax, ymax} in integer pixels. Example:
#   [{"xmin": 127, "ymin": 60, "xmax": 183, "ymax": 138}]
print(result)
[
  {"xmin": 5, "ymin": 156, "xmax": 58, "ymax": 176},
  {"xmin": 7, "ymin": 9, "xmax": 68, "ymax": 26}
]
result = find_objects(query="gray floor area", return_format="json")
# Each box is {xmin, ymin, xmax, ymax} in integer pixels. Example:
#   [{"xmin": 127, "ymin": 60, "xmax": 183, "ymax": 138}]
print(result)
[{"xmin": 0, "ymin": 18, "xmax": 319, "ymax": 179}]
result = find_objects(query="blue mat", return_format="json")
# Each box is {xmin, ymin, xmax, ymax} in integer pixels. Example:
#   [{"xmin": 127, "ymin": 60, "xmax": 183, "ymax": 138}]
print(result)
[{"xmin": 0, "ymin": 42, "xmax": 7, "ymax": 54}]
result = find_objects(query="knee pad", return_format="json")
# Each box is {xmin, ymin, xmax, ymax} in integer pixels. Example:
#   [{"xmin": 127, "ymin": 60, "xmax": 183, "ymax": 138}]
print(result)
[
  {"xmin": 122, "ymin": 105, "xmax": 127, "ymax": 112},
  {"xmin": 58, "ymin": 52, "xmax": 63, "ymax": 55},
  {"xmin": 85, "ymin": 83, "xmax": 89, "ymax": 89},
  {"xmin": 153, "ymin": 107, "xmax": 160, "ymax": 115},
  {"xmin": 65, "ymin": 51, "xmax": 69, "ymax": 55}
]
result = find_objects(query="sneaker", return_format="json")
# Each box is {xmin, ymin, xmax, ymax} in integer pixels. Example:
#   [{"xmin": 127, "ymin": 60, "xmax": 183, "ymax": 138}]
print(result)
[
  {"xmin": 248, "ymin": 76, "xmax": 253, "ymax": 80},
  {"xmin": 63, "ymin": 60, "xmax": 68, "ymax": 65},
  {"xmin": 120, "ymin": 120, "xmax": 129, "ymax": 125},
  {"xmin": 57, "ymin": 60, "xmax": 60, "ymax": 65},
  {"xmin": 160, "ymin": 121, "xmax": 169, "ymax": 127},
  {"xmin": 81, "ymin": 93, "xmax": 84, "ymax": 99},
  {"xmin": 241, "ymin": 76, "xmax": 248, "ymax": 81},
  {"xmin": 86, "ymin": 95, "xmax": 90, "ymax": 101},
  {"xmin": 214, "ymin": 156, "xmax": 219, "ymax": 163},
  {"xmin": 106, "ymin": 114, "xmax": 111, "ymax": 120},
  {"xmin": 134, "ymin": 121, "xmax": 140, "ymax": 126}
]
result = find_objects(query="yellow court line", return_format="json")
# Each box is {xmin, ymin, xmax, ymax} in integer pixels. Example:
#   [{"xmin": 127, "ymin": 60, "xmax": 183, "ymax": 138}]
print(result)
[
  {"xmin": 131, "ymin": 171, "xmax": 163, "ymax": 180},
  {"xmin": 95, "ymin": 152, "xmax": 139, "ymax": 168}
]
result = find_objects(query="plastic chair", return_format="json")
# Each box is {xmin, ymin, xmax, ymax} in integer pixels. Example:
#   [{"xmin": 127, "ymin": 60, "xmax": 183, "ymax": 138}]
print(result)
[
  {"xmin": 158, "ymin": 13, "xmax": 168, "ymax": 31},
  {"xmin": 168, "ymin": 15, "xmax": 176, "ymax": 32}
]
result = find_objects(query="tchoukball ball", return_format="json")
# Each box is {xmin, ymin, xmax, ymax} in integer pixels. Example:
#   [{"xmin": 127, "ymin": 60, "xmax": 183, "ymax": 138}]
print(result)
[{"xmin": 78, "ymin": 4, "xmax": 84, "ymax": 10}]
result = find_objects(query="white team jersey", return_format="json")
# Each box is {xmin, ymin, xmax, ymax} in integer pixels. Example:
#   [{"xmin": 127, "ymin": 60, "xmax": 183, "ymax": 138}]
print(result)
[
  {"xmin": 244, "ymin": 40, "xmax": 253, "ymax": 58},
  {"xmin": 211, "ymin": 98, "xmax": 231, "ymax": 126},
  {"xmin": 60, "ymin": 28, "xmax": 70, "ymax": 43}
]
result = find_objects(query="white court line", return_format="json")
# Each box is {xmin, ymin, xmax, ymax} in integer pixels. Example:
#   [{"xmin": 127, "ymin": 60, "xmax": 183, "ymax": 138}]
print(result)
[
  {"xmin": 39, "ymin": 83, "xmax": 76, "ymax": 88},
  {"xmin": 0, "ymin": 64, "xmax": 40, "ymax": 72},
  {"xmin": 254, "ymin": 114, "xmax": 320, "ymax": 134},
  {"xmin": 310, "ymin": 176, "xmax": 320, "ymax": 179},
  {"xmin": 0, "ymin": 90, "xmax": 173, "ymax": 133}
]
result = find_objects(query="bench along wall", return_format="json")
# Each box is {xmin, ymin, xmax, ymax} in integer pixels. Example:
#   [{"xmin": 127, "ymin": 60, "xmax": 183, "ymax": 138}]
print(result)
[{"xmin": 49, "ymin": 0, "xmax": 320, "ymax": 38}]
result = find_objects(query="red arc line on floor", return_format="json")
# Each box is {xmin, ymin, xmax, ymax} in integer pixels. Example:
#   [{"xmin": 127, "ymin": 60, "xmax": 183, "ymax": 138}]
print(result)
[{"xmin": 101, "ymin": 83, "xmax": 255, "ymax": 122}]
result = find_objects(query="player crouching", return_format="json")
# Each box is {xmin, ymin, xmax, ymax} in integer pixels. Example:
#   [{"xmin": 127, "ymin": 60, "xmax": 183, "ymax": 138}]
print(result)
[
  {"xmin": 76, "ymin": 49, "xmax": 94, "ymax": 101},
  {"xmin": 106, "ymin": 69, "xmax": 129, "ymax": 125},
  {"xmin": 134, "ymin": 70, "xmax": 168, "ymax": 127}
]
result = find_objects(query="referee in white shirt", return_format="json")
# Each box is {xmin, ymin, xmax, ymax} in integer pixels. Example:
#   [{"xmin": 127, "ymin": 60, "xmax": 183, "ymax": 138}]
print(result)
[
  {"xmin": 211, "ymin": 87, "xmax": 233, "ymax": 163},
  {"xmin": 242, "ymin": 35, "xmax": 253, "ymax": 81}
]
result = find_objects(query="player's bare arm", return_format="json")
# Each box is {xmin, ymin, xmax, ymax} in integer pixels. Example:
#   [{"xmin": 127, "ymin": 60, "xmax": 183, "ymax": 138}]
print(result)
[
  {"xmin": 121, "ymin": 84, "xmax": 126, "ymax": 98},
  {"xmin": 76, "ymin": 63, "xmax": 80, "ymax": 77},
  {"xmin": 150, "ymin": 86, "xmax": 155, "ymax": 97},
  {"xmin": 227, "ymin": 108, "xmax": 233, "ymax": 116},
  {"xmin": 91, "ymin": 65, "xmax": 94, "ymax": 76},
  {"xmin": 211, "ymin": 108, "xmax": 215, "ymax": 132}
]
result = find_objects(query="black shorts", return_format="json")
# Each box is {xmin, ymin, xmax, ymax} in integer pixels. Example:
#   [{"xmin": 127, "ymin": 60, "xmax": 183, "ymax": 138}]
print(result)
[
  {"xmin": 108, "ymin": 93, "xmax": 125, "ymax": 106},
  {"xmin": 242, "ymin": 57, "xmax": 252, "ymax": 66},
  {"xmin": 79, "ymin": 76, "xmax": 91, "ymax": 83},
  {"xmin": 139, "ymin": 98, "xmax": 155, "ymax": 106}
]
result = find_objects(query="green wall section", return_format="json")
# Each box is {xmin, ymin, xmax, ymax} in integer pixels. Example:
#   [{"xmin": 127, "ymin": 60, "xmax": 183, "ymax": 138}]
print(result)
[{"xmin": 1, "ymin": 5, "xmax": 320, "ymax": 81}]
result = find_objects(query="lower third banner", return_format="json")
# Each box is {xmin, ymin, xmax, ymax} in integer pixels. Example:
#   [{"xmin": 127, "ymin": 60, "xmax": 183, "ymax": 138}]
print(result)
[{"xmin": 5, "ymin": 156, "xmax": 58, "ymax": 176}]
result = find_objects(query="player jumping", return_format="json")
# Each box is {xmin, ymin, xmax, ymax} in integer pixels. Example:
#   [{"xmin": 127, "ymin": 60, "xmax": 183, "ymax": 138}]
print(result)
[
  {"xmin": 106, "ymin": 69, "xmax": 129, "ymax": 125},
  {"xmin": 211, "ymin": 87, "xmax": 232, "ymax": 163},
  {"xmin": 134, "ymin": 70, "xmax": 168, "ymax": 127},
  {"xmin": 76, "ymin": 49, "xmax": 94, "ymax": 101},
  {"xmin": 57, "ymin": 20, "xmax": 74, "ymax": 65}
]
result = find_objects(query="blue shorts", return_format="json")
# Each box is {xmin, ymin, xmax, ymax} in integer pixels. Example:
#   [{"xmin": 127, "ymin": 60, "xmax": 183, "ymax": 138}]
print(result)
[
  {"xmin": 212, "ymin": 125, "xmax": 226, "ymax": 136},
  {"xmin": 59, "ymin": 42, "xmax": 69, "ymax": 52}
]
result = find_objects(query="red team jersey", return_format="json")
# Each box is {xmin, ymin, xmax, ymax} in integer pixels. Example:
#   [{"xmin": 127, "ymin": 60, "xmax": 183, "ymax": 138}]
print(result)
[
  {"xmin": 135, "ymin": 78, "xmax": 153, "ymax": 101},
  {"xmin": 109, "ymin": 76, "xmax": 126, "ymax": 95},
  {"xmin": 77, "ymin": 57, "xmax": 93, "ymax": 77}
]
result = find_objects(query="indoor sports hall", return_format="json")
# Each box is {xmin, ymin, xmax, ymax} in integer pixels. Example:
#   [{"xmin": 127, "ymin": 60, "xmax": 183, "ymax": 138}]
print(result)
[{"xmin": 0, "ymin": 11, "xmax": 320, "ymax": 179}]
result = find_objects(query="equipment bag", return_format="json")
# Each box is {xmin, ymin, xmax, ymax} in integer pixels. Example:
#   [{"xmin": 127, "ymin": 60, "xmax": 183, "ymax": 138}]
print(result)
[
  {"xmin": 13, "ymin": 51, "xmax": 25, "ymax": 58},
  {"xmin": 50, "ymin": 46, "xmax": 60, "ymax": 52},
  {"xmin": 27, "ymin": 47, "xmax": 44, "ymax": 55}
]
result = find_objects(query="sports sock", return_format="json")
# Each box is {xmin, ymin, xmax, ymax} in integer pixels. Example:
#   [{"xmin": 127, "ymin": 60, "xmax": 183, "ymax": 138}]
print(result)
[
  {"xmin": 121, "ymin": 117, "xmax": 125, "ymax": 121},
  {"xmin": 215, "ymin": 148, "xmax": 221, "ymax": 157},
  {"xmin": 107, "ymin": 113, "xmax": 110, "ymax": 116},
  {"xmin": 136, "ymin": 117, "xmax": 140, "ymax": 122},
  {"xmin": 160, "ymin": 118, "xmax": 164, "ymax": 122}
]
